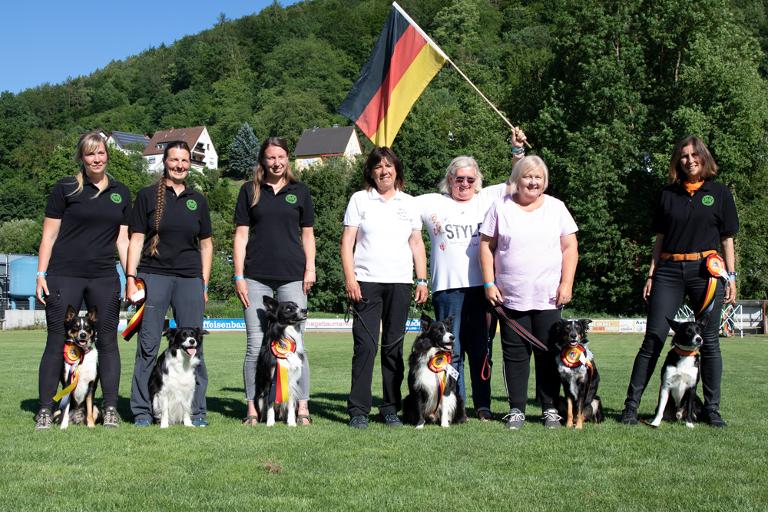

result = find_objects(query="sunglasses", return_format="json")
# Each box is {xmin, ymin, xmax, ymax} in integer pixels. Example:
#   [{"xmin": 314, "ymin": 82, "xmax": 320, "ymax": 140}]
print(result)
[{"xmin": 453, "ymin": 176, "xmax": 476, "ymax": 184}]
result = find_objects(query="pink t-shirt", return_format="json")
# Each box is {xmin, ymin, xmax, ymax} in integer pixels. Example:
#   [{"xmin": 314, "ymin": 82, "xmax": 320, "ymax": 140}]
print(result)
[{"xmin": 479, "ymin": 194, "xmax": 578, "ymax": 311}]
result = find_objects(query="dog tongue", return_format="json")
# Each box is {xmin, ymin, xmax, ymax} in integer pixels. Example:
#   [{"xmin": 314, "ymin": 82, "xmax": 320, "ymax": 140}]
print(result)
[{"xmin": 185, "ymin": 347, "xmax": 197, "ymax": 358}]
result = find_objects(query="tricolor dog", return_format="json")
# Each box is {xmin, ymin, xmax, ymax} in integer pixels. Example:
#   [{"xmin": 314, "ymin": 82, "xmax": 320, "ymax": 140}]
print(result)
[
  {"xmin": 554, "ymin": 319, "xmax": 603, "ymax": 429},
  {"xmin": 55, "ymin": 305, "xmax": 100, "ymax": 429},
  {"xmin": 149, "ymin": 327, "xmax": 205, "ymax": 428},
  {"xmin": 403, "ymin": 314, "xmax": 465, "ymax": 428},
  {"xmin": 255, "ymin": 296, "xmax": 307, "ymax": 427},
  {"xmin": 649, "ymin": 317, "xmax": 705, "ymax": 428}
]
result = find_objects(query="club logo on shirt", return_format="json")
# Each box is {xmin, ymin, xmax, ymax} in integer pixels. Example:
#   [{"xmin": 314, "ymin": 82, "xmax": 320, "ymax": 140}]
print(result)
[
  {"xmin": 702, "ymin": 195, "xmax": 714, "ymax": 206},
  {"xmin": 285, "ymin": 194, "xmax": 298, "ymax": 204},
  {"xmin": 186, "ymin": 199, "xmax": 198, "ymax": 211},
  {"xmin": 110, "ymin": 193, "xmax": 122, "ymax": 204}
]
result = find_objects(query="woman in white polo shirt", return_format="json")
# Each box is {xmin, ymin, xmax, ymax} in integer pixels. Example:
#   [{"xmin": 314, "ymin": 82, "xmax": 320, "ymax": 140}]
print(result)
[{"xmin": 341, "ymin": 147, "xmax": 428, "ymax": 429}]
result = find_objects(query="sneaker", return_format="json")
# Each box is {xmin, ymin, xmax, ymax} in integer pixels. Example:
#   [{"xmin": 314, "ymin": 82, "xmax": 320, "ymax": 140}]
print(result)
[
  {"xmin": 382, "ymin": 413, "xmax": 403, "ymax": 427},
  {"xmin": 503, "ymin": 408, "xmax": 525, "ymax": 430},
  {"xmin": 134, "ymin": 418, "xmax": 152, "ymax": 427},
  {"xmin": 543, "ymin": 408, "xmax": 562, "ymax": 429},
  {"xmin": 705, "ymin": 410, "xmax": 727, "ymax": 428},
  {"xmin": 621, "ymin": 406, "xmax": 639, "ymax": 425},
  {"xmin": 103, "ymin": 406, "xmax": 120, "ymax": 428},
  {"xmin": 192, "ymin": 418, "xmax": 209, "ymax": 427},
  {"xmin": 349, "ymin": 415, "xmax": 369, "ymax": 429},
  {"xmin": 35, "ymin": 408, "xmax": 53, "ymax": 430}
]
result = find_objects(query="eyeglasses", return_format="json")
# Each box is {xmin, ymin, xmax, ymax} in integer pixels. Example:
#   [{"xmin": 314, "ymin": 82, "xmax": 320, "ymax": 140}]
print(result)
[{"xmin": 453, "ymin": 176, "xmax": 476, "ymax": 184}]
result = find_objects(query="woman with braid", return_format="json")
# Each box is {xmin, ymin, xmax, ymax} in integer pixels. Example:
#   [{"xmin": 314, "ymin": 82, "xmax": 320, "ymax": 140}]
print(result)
[{"xmin": 125, "ymin": 141, "xmax": 213, "ymax": 427}]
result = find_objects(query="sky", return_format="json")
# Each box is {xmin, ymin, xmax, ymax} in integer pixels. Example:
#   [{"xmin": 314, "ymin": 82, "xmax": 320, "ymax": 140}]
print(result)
[{"xmin": 0, "ymin": 1, "xmax": 297, "ymax": 94}]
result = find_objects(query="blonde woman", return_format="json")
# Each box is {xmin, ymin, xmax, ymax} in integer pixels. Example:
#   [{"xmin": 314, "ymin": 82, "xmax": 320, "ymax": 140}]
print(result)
[{"xmin": 34, "ymin": 131, "xmax": 131, "ymax": 430}]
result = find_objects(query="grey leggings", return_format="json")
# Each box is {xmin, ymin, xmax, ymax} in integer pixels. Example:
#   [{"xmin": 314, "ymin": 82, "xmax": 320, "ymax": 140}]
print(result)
[{"xmin": 243, "ymin": 278, "xmax": 310, "ymax": 401}]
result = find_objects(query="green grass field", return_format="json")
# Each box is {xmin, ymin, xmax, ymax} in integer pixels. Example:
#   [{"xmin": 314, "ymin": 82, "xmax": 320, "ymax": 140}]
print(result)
[{"xmin": 1, "ymin": 329, "xmax": 766, "ymax": 511}]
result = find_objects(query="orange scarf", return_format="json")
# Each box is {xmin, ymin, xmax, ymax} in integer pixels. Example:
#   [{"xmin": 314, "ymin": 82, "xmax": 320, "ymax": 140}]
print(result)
[{"xmin": 683, "ymin": 180, "xmax": 704, "ymax": 196}]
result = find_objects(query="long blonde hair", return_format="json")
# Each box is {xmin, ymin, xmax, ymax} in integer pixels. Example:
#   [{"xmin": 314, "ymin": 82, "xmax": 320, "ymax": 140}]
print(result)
[
  {"xmin": 251, "ymin": 137, "xmax": 297, "ymax": 207},
  {"xmin": 145, "ymin": 141, "xmax": 191, "ymax": 257},
  {"xmin": 71, "ymin": 131, "xmax": 110, "ymax": 196}
]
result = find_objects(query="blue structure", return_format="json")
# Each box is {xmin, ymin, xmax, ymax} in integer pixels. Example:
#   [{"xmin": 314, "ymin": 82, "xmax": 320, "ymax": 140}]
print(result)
[{"xmin": 9, "ymin": 256, "xmax": 37, "ymax": 309}]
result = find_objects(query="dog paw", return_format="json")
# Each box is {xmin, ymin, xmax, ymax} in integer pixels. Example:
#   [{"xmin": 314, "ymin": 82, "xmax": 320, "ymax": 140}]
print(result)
[{"xmin": 415, "ymin": 423, "xmax": 425, "ymax": 429}]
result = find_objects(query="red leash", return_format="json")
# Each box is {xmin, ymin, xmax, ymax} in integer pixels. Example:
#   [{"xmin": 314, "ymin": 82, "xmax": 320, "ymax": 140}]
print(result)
[{"xmin": 493, "ymin": 306, "xmax": 550, "ymax": 352}]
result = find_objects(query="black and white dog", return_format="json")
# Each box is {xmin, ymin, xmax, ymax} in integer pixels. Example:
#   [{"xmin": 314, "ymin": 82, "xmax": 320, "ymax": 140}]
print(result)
[
  {"xmin": 149, "ymin": 327, "xmax": 205, "ymax": 428},
  {"xmin": 554, "ymin": 319, "xmax": 603, "ymax": 429},
  {"xmin": 255, "ymin": 296, "xmax": 307, "ymax": 427},
  {"xmin": 403, "ymin": 314, "xmax": 465, "ymax": 428},
  {"xmin": 57, "ymin": 305, "xmax": 100, "ymax": 429},
  {"xmin": 649, "ymin": 317, "xmax": 706, "ymax": 428}
]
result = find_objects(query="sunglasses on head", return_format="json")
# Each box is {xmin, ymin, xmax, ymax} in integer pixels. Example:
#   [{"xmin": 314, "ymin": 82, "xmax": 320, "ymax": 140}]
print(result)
[{"xmin": 453, "ymin": 176, "xmax": 476, "ymax": 184}]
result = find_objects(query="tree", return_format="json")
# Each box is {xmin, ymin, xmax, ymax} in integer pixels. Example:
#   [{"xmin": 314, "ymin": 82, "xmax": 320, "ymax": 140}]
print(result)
[
  {"xmin": 0, "ymin": 218, "xmax": 42, "ymax": 254},
  {"xmin": 227, "ymin": 122, "xmax": 260, "ymax": 179}
]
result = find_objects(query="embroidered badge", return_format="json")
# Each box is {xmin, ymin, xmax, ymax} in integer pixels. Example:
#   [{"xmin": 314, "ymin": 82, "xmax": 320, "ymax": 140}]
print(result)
[
  {"xmin": 186, "ymin": 199, "xmax": 198, "ymax": 211},
  {"xmin": 702, "ymin": 195, "xmax": 714, "ymax": 206},
  {"xmin": 285, "ymin": 194, "xmax": 298, "ymax": 204},
  {"xmin": 110, "ymin": 193, "xmax": 122, "ymax": 204}
]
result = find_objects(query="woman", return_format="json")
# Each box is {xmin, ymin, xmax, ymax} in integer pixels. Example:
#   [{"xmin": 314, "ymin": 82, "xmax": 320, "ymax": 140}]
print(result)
[
  {"xmin": 125, "ymin": 141, "xmax": 213, "ymax": 427},
  {"xmin": 34, "ymin": 131, "xmax": 131, "ymax": 430},
  {"xmin": 621, "ymin": 136, "xmax": 738, "ymax": 428},
  {"xmin": 479, "ymin": 155, "xmax": 578, "ymax": 429},
  {"xmin": 417, "ymin": 129, "xmax": 527, "ymax": 421},
  {"xmin": 341, "ymin": 147, "xmax": 428, "ymax": 429},
  {"xmin": 233, "ymin": 137, "xmax": 315, "ymax": 426}
]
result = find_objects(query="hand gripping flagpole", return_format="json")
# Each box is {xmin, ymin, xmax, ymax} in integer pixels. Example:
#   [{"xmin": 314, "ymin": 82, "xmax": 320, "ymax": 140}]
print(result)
[{"xmin": 392, "ymin": 2, "xmax": 532, "ymax": 148}]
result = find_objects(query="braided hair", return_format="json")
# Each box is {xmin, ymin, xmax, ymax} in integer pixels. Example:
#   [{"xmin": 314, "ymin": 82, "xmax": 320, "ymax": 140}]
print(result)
[
  {"xmin": 71, "ymin": 131, "xmax": 110, "ymax": 197},
  {"xmin": 146, "ymin": 141, "xmax": 191, "ymax": 256},
  {"xmin": 250, "ymin": 137, "xmax": 297, "ymax": 207}
]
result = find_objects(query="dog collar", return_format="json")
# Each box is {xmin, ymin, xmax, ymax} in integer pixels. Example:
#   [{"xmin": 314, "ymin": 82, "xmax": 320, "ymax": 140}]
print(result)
[
  {"xmin": 673, "ymin": 347, "xmax": 699, "ymax": 357},
  {"xmin": 270, "ymin": 336, "xmax": 297, "ymax": 359},
  {"xmin": 428, "ymin": 351, "xmax": 452, "ymax": 373},
  {"xmin": 560, "ymin": 343, "xmax": 591, "ymax": 369}
]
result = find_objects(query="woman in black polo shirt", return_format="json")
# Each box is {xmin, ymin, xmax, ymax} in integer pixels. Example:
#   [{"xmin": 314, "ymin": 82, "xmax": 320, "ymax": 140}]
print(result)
[
  {"xmin": 34, "ymin": 131, "xmax": 131, "ymax": 430},
  {"xmin": 233, "ymin": 137, "xmax": 316, "ymax": 426},
  {"xmin": 125, "ymin": 140, "xmax": 213, "ymax": 427},
  {"xmin": 621, "ymin": 135, "xmax": 738, "ymax": 427}
]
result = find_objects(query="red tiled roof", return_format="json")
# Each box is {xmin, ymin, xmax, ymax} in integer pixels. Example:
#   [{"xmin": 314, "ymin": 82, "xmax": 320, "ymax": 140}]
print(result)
[{"xmin": 143, "ymin": 126, "xmax": 206, "ymax": 157}]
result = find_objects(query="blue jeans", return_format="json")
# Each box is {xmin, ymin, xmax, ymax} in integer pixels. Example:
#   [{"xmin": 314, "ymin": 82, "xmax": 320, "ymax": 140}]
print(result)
[
  {"xmin": 433, "ymin": 286, "xmax": 492, "ymax": 413},
  {"xmin": 625, "ymin": 259, "xmax": 725, "ymax": 412}
]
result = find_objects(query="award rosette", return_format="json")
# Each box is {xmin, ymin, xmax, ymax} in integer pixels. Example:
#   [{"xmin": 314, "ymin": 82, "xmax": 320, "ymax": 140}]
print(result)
[
  {"xmin": 121, "ymin": 278, "xmax": 146, "ymax": 341},
  {"xmin": 560, "ymin": 344, "xmax": 587, "ymax": 369},
  {"xmin": 270, "ymin": 337, "xmax": 298, "ymax": 404},
  {"xmin": 705, "ymin": 253, "xmax": 729, "ymax": 281}
]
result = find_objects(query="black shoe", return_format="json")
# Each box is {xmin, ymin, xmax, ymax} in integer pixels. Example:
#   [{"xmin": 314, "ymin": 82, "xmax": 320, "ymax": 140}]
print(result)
[
  {"xmin": 621, "ymin": 406, "xmax": 638, "ymax": 425},
  {"xmin": 382, "ymin": 413, "xmax": 403, "ymax": 427},
  {"xmin": 706, "ymin": 410, "xmax": 727, "ymax": 428},
  {"xmin": 349, "ymin": 415, "xmax": 369, "ymax": 429}
]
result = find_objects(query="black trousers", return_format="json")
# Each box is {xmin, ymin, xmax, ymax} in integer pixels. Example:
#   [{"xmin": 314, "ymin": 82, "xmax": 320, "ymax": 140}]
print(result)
[
  {"xmin": 347, "ymin": 282, "xmax": 411, "ymax": 417},
  {"xmin": 625, "ymin": 259, "xmax": 725, "ymax": 412},
  {"xmin": 498, "ymin": 307, "xmax": 561, "ymax": 413},
  {"xmin": 38, "ymin": 275, "xmax": 122, "ymax": 411}
]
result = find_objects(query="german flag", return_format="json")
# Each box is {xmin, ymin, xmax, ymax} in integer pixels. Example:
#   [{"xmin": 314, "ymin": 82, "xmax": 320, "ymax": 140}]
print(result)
[{"xmin": 339, "ymin": 2, "xmax": 446, "ymax": 147}]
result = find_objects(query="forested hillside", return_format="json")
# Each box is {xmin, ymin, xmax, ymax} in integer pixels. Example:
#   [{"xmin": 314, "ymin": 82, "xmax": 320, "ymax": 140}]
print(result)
[{"xmin": 1, "ymin": 0, "xmax": 767, "ymax": 313}]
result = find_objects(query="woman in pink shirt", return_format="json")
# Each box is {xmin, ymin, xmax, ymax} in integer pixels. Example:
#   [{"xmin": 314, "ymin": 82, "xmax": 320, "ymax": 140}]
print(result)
[{"xmin": 479, "ymin": 155, "xmax": 578, "ymax": 429}]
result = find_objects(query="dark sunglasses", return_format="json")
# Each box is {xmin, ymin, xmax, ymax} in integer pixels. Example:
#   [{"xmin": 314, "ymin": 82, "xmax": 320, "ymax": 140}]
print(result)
[{"xmin": 453, "ymin": 176, "xmax": 476, "ymax": 184}]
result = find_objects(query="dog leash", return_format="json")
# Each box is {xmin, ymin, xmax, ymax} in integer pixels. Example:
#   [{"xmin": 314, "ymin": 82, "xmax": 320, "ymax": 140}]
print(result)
[
  {"xmin": 480, "ymin": 309, "xmax": 496, "ymax": 381},
  {"xmin": 493, "ymin": 305, "xmax": 549, "ymax": 351},
  {"xmin": 345, "ymin": 298, "xmax": 420, "ymax": 350}
]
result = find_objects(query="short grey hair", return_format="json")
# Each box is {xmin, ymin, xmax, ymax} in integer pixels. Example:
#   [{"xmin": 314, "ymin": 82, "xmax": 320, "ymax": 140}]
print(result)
[
  {"xmin": 506, "ymin": 155, "xmax": 549, "ymax": 195},
  {"xmin": 438, "ymin": 155, "xmax": 483, "ymax": 194}
]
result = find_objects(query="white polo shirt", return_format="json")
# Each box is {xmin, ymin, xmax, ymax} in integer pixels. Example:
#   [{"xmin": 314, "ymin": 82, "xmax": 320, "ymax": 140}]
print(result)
[{"xmin": 343, "ymin": 188, "xmax": 422, "ymax": 283}]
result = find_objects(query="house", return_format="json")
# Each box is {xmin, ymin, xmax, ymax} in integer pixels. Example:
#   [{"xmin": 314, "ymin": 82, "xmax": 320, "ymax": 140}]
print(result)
[
  {"xmin": 104, "ymin": 131, "xmax": 151, "ymax": 155},
  {"xmin": 143, "ymin": 126, "xmax": 218, "ymax": 172},
  {"xmin": 294, "ymin": 126, "xmax": 361, "ymax": 171}
]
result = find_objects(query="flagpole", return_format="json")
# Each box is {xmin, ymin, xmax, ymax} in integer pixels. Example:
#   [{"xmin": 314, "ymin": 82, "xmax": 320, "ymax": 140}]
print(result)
[{"xmin": 392, "ymin": 2, "xmax": 531, "ymax": 148}]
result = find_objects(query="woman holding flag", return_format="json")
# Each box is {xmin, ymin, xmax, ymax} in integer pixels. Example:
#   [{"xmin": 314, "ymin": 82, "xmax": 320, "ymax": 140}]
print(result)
[{"xmin": 621, "ymin": 136, "xmax": 738, "ymax": 428}]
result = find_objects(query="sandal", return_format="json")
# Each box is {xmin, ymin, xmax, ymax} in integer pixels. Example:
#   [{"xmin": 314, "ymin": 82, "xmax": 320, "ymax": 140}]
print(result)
[
  {"xmin": 242, "ymin": 415, "xmax": 259, "ymax": 426},
  {"xmin": 297, "ymin": 414, "xmax": 313, "ymax": 426}
]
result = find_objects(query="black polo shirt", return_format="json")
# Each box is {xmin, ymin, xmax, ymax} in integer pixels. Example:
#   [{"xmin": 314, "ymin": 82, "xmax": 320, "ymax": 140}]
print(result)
[
  {"xmin": 234, "ymin": 181, "xmax": 314, "ymax": 281},
  {"xmin": 45, "ymin": 176, "xmax": 131, "ymax": 278},
  {"xmin": 130, "ymin": 184, "xmax": 212, "ymax": 278},
  {"xmin": 651, "ymin": 179, "xmax": 739, "ymax": 253}
]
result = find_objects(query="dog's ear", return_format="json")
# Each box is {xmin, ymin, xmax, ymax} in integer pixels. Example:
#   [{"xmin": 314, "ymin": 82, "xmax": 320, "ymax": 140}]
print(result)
[
  {"xmin": 263, "ymin": 295, "xmax": 279, "ymax": 314},
  {"xmin": 580, "ymin": 319, "xmax": 591, "ymax": 332},
  {"xmin": 65, "ymin": 305, "xmax": 77, "ymax": 323},
  {"xmin": 442, "ymin": 315, "xmax": 454, "ymax": 333},
  {"xmin": 87, "ymin": 306, "xmax": 98, "ymax": 325},
  {"xmin": 666, "ymin": 317, "xmax": 681, "ymax": 332},
  {"xmin": 199, "ymin": 329, "xmax": 210, "ymax": 336},
  {"xmin": 163, "ymin": 327, "xmax": 176, "ymax": 339},
  {"xmin": 420, "ymin": 313, "xmax": 433, "ymax": 332}
]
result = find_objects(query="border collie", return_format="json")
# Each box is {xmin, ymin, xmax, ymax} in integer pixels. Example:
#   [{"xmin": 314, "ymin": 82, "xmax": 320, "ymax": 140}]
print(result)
[
  {"xmin": 56, "ymin": 305, "xmax": 100, "ymax": 429},
  {"xmin": 255, "ymin": 296, "xmax": 307, "ymax": 427},
  {"xmin": 649, "ymin": 317, "xmax": 705, "ymax": 428},
  {"xmin": 149, "ymin": 327, "xmax": 205, "ymax": 428},
  {"xmin": 554, "ymin": 319, "xmax": 603, "ymax": 429},
  {"xmin": 403, "ymin": 314, "xmax": 465, "ymax": 428}
]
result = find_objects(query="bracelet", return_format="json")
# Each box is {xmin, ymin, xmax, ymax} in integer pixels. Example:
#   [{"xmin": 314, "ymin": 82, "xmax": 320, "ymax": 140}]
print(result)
[
  {"xmin": 126, "ymin": 274, "xmax": 136, "ymax": 279},
  {"xmin": 511, "ymin": 146, "xmax": 525, "ymax": 155},
  {"xmin": 203, "ymin": 284, "xmax": 209, "ymax": 292},
  {"xmin": 36, "ymin": 271, "xmax": 47, "ymax": 278},
  {"xmin": 232, "ymin": 275, "xmax": 244, "ymax": 282},
  {"xmin": 728, "ymin": 271, "xmax": 737, "ymax": 281},
  {"xmin": 483, "ymin": 281, "xmax": 495, "ymax": 288},
  {"xmin": 416, "ymin": 278, "xmax": 428, "ymax": 286}
]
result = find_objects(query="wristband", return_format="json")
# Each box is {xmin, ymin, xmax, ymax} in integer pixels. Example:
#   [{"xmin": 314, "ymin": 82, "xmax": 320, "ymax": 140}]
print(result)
[
  {"xmin": 203, "ymin": 284, "xmax": 209, "ymax": 292},
  {"xmin": 232, "ymin": 275, "xmax": 244, "ymax": 282},
  {"xmin": 416, "ymin": 278, "xmax": 428, "ymax": 286},
  {"xmin": 483, "ymin": 282, "xmax": 495, "ymax": 288},
  {"xmin": 511, "ymin": 146, "xmax": 525, "ymax": 155},
  {"xmin": 728, "ymin": 271, "xmax": 737, "ymax": 281},
  {"xmin": 126, "ymin": 274, "xmax": 136, "ymax": 279},
  {"xmin": 36, "ymin": 271, "xmax": 47, "ymax": 278}
]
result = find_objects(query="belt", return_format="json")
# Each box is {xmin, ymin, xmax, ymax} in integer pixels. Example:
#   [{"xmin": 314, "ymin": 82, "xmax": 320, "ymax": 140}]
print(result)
[{"xmin": 659, "ymin": 250, "xmax": 717, "ymax": 262}]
